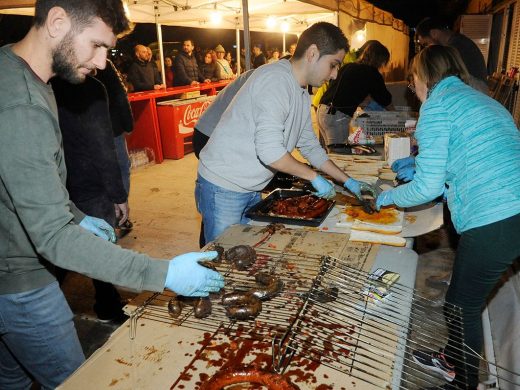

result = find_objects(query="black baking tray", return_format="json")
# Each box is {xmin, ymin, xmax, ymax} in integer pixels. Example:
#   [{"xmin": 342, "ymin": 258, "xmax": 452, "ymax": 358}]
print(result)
[{"xmin": 246, "ymin": 189, "xmax": 336, "ymax": 227}]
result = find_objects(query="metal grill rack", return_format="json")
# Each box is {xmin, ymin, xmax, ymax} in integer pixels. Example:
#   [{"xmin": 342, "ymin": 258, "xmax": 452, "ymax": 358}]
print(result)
[
  {"xmin": 129, "ymin": 245, "xmax": 327, "ymax": 340},
  {"xmin": 127, "ymin": 242, "xmax": 520, "ymax": 389},
  {"xmin": 272, "ymin": 255, "xmax": 520, "ymax": 389}
]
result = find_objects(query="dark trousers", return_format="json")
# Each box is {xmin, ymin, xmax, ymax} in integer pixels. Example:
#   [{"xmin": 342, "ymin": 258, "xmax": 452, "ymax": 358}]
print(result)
[
  {"xmin": 193, "ymin": 128, "xmax": 210, "ymax": 248},
  {"xmin": 444, "ymin": 212, "xmax": 520, "ymax": 388}
]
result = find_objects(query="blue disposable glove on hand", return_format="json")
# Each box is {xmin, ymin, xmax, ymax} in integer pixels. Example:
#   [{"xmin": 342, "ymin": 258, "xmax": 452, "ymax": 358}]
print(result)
[
  {"xmin": 396, "ymin": 166, "xmax": 415, "ymax": 182},
  {"xmin": 165, "ymin": 251, "xmax": 225, "ymax": 297},
  {"xmin": 79, "ymin": 216, "xmax": 116, "ymax": 243},
  {"xmin": 310, "ymin": 175, "xmax": 336, "ymax": 199},
  {"xmin": 391, "ymin": 156, "xmax": 415, "ymax": 172},
  {"xmin": 344, "ymin": 178, "xmax": 379, "ymax": 199},
  {"xmin": 375, "ymin": 190, "xmax": 395, "ymax": 211}
]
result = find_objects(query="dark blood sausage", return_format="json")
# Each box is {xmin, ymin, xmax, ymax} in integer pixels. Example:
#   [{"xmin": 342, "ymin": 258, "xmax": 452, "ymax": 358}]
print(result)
[
  {"xmin": 250, "ymin": 272, "xmax": 284, "ymax": 301},
  {"xmin": 225, "ymin": 245, "xmax": 257, "ymax": 271},
  {"xmin": 172, "ymin": 296, "xmax": 212, "ymax": 319},
  {"xmin": 221, "ymin": 292, "xmax": 262, "ymax": 320},
  {"xmin": 167, "ymin": 297, "xmax": 183, "ymax": 318},
  {"xmin": 193, "ymin": 297, "xmax": 212, "ymax": 319},
  {"xmin": 200, "ymin": 366, "xmax": 300, "ymax": 390}
]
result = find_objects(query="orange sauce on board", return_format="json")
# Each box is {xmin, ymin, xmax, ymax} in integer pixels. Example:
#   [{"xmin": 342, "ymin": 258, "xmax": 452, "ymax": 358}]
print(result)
[{"xmin": 343, "ymin": 206, "xmax": 399, "ymax": 224}]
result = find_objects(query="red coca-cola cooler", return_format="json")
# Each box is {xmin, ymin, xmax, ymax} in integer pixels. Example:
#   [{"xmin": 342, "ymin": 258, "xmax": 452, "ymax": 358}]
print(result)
[{"xmin": 157, "ymin": 95, "xmax": 215, "ymax": 159}]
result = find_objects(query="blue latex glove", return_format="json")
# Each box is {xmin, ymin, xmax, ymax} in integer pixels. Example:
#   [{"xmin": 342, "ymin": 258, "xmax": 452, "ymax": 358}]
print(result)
[
  {"xmin": 391, "ymin": 156, "xmax": 415, "ymax": 172},
  {"xmin": 375, "ymin": 190, "xmax": 395, "ymax": 211},
  {"xmin": 165, "ymin": 251, "xmax": 225, "ymax": 296},
  {"xmin": 396, "ymin": 166, "xmax": 415, "ymax": 182},
  {"xmin": 344, "ymin": 178, "xmax": 379, "ymax": 199},
  {"xmin": 79, "ymin": 216, "xmax": 116, "ymax": 243},
  {"xmin": 310, "ymin": 175, "xmax": 336, "ymax": 199}
]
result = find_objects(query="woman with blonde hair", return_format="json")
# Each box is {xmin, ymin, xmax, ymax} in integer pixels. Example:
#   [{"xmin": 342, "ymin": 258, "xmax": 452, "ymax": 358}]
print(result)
[{"xmin": 377, "ymin": 45, "xmax": 520, "ymax": 389}]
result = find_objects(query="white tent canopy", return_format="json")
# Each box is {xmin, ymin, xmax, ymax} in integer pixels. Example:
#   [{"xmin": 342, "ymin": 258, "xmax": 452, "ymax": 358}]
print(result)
[
  {"xmin": 0, "ymin": 0, "xmax": 336, "ymax": 33},
  {"xmin": 0, "ymin": 0, "xmax": 336, "ymax": 79}
]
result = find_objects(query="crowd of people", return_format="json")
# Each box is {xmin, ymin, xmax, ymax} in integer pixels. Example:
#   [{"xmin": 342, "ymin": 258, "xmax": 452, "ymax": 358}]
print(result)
[
  {"xmin": 1, "ymin": 1, "xmax": 519, "ymax": 389},
  {"xmin": 120, "ymin": 38, "xmax": 289, "ymax": 91}
]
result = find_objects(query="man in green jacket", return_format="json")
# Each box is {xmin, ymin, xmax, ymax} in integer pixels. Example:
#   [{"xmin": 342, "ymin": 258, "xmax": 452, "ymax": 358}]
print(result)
[{"xmin": 0, "ymin": 1, "xmax": 223, "ymax": 388}]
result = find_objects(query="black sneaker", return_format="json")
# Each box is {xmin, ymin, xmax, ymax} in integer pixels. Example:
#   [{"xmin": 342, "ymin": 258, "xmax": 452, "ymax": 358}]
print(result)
[
  {"xmin": 412, "ymin": 349, "xmax": 456, "ymax": 382},
  {"xmin": 95, "ymin": 302, "xmax": 128, "ymax": 325},
  {"xmin": 116, "ymin": 219, "xmax": 133, "ymax": 239}
]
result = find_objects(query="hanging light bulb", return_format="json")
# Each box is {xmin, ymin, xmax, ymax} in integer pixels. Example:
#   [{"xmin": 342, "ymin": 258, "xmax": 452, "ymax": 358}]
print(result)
[
  {"xmin": 354, "ymin": 28, "xmax": 366, "ymax": 44},
  {"xmin": 210, "ymin": 10, "xmax": 222, "ymax": 24},
  {"xmin": 266, "ymin": 16, "xmax": 277, "ymax": 29},
  {"xmin": 210, "ymin": 2, "xmax": 222, "ymax": 25},
  {"xmin": 281, "ymin": 21, "xmax": 289, "ymax": 33}
]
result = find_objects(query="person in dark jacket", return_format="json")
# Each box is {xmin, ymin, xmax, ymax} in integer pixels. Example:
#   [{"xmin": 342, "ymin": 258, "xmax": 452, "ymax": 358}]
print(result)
[
  {"xmin": 174, "ymin": 39, "xmax": 210, "ymax": 86},
  {"xmin": 51, "ymin": 74, "xmax": 129, "ymax": 322},
  {"xmin": 95, "ymin": 59, "xmax": 135, "ymax": 236},
  {"xmin": 127, "ymin": 44, "xmax": 164, "ymax": 91},
  {"xmin": 317, "ymin": 40, "xmax": 394, "ymax": 151},
  {"xmin": 415, "ymin": 16, "xmax": 488, "ymax": 93},
  {"xmin": 199, "ymin": 49, "xmax": 219, "ymax": 82},
  {"xmin": 252, "ymin": 43, "xmax": 266, "ymax": 68}
]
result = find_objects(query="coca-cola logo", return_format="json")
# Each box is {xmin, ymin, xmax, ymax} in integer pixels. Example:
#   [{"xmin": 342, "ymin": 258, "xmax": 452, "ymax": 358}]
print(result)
[{"xmin": 182, "ymin": 101, "xmax": 211, "ymax": 127}]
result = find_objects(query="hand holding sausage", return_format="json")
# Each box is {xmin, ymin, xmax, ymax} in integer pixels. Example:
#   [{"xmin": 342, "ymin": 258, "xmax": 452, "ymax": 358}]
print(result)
[{"xmin": 165, "ymin": 251, "xmax": 225, "ymax": 296}]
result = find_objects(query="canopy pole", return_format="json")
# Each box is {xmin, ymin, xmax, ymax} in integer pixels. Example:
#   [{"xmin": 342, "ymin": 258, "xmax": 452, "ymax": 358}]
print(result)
[
  {"xmin": 241, "ymin": 0, "xmax": 251, "ymax": 71},
  {"xmin": 283, "ymin": 32, "xmax": 286, "ymax": 56},
  {"xmin": 235, "ymin": 24, "xmax": 241, "ymax": 75},
  {"xmin": 156, "ymin": 21, "xmax": 166, "ymax": 87}
]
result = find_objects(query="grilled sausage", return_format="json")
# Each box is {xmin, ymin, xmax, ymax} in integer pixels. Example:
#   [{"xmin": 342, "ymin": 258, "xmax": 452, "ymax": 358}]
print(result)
[
  {"xmin": 200, "ymin": 366, "xmax": 300, "ymax": 390},
  {"xmin": 193, "ymin": 297, "xmax": 212, "ymax": 319},
  {"xmin": 167, "ymin": 297, "xmax": 183, "ymax": 318},
  {"xmin": 224, "ymin": 299, "xmax": 262, "ymax": 320},
  {"xmin": 221, "ymin": 292, "xmax": 262, "ymax": 320},
  {"xmin": 250, "ymin": 272, "xmax": 284, "ymax": 301},
  {"xmin": 225, "ymin": 245, "xmax": 257, "ymax": 271}
]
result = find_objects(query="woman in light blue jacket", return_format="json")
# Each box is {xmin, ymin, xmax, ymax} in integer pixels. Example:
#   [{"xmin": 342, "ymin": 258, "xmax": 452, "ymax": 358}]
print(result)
[{"xmin": 377, "ymin": 45, "xmax": 520, "ymax": 388}]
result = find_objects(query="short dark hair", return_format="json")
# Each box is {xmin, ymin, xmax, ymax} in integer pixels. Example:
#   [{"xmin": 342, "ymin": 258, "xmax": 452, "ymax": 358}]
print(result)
[
  {"xmin": 34, "ymin": 0, "xmax": 130, "ymax": 35},
  {"xmin": 292, "ymin": 22, "xmax": 349, "ymax": 60},
  {"xmin": 415, "ymin": 17, "xmax": 451, "ymax": 38}
]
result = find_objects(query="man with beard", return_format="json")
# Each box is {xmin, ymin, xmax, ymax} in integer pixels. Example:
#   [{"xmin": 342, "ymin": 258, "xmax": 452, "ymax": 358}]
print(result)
[
  {"xmin": 0, "ymin": 1, "xmax": 224, "ymax": 388},
  {"xmin": 127, "ymin": 44, "xmax": 163, "ymax": 91},
  {"xmin": 196, "ymin": 22, "xmax": 378, "ymax": 244},
  {"xmin": 173, "ymin": 39, "xmax": 209, "ymax": 86}
]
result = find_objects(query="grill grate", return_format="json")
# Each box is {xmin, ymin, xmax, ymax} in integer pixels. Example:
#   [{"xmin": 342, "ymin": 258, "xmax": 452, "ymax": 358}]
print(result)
[{"xmin": 128, "ymin": 236, "xmax": 519, "ymax": 389}]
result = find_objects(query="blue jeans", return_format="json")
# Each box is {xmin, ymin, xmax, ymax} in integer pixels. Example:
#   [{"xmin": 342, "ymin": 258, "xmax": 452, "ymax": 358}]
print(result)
[
  {"xmin": 114, "ymin": 134, "xmax": 131, "ymax": 195},
  {"xmin": 0, "ymin": 282, "xmax": 85, "ymax": 389},
  {"xmin": 195, "ymin": 174, "xmax": 261, "ymax": 243}
]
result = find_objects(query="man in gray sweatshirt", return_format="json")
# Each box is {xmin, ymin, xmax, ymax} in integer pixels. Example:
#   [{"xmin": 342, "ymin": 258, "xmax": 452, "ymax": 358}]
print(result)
[
  {"xmin": 196, "ymin": 22, "xmax": 376, "ymax": 243},
  {"xmin": 0, "ymin": 1, "xmax": 223, "ymax": 388}
]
